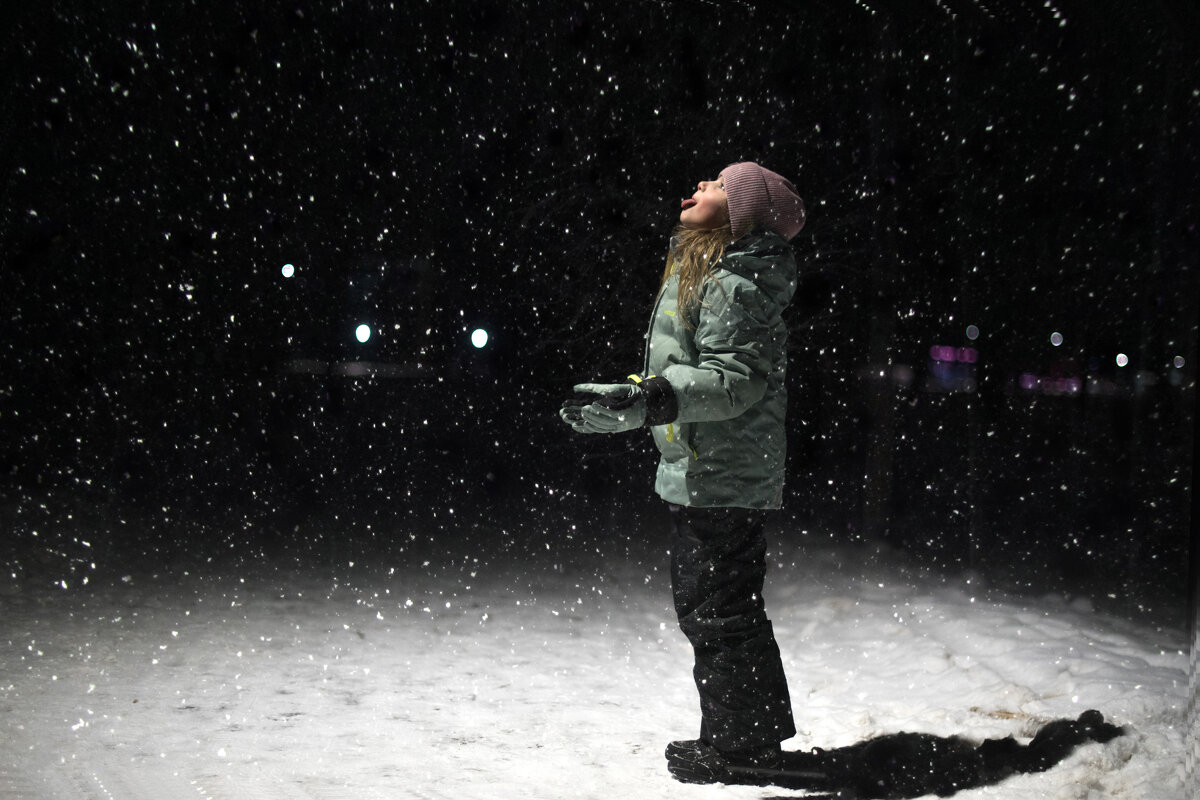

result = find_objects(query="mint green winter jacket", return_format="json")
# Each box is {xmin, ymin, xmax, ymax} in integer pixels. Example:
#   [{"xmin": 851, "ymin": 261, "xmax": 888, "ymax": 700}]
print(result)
[{"xmin": 640, "ymin": 229, "xmax": 797, "ymax": 509}]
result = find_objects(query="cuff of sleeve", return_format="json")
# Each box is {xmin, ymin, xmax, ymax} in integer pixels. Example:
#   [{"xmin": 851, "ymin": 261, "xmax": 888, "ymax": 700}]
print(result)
[{"xmin": 639, "ymin": 376, "xmax": 678, "ymax": 426}]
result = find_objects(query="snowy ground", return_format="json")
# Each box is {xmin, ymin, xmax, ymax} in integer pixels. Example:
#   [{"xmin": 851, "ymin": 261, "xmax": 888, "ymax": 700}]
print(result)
[{"xmin": 0, "ymin": 532, "xmax": 1186, "ymax": 800}]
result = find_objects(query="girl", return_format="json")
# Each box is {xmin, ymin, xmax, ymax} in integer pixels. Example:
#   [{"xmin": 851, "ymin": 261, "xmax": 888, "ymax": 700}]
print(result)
[{"xmin": 560, "ymin": 162, "xmax": 807, "ymax": 784}]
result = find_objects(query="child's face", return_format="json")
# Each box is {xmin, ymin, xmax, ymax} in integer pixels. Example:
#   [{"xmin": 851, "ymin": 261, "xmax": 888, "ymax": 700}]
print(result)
[{"xmin": 679, "ymin": 175, "xmax": 730, "ymax": 230}]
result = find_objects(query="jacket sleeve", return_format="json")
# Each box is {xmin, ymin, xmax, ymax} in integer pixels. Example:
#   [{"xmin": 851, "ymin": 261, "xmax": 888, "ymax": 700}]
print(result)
[{"xmin": 659, "ymin": 276, "xmax": 775, "ymax": 424}]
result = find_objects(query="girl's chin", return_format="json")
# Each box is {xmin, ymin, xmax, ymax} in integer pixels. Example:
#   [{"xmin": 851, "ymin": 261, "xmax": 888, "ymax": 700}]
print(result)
[
  {"xmin": 679, "ymin": 209, "xmax": 727, "ymax": 230},
  {"xmin": 678, "ymin": 216, "xmax": 715, "ymax": 230}
]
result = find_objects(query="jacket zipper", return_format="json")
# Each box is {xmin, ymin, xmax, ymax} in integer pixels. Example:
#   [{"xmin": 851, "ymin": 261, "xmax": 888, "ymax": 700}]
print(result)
[{"xmin": 643, "ymin": 277, "xmax": 699, "ymax": 459}]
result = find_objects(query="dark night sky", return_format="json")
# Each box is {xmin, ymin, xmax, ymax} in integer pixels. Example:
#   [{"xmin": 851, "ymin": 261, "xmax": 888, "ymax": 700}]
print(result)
[{"xmin": 1, "ymin": 1, "xmax": 1197, "ymax": 623}]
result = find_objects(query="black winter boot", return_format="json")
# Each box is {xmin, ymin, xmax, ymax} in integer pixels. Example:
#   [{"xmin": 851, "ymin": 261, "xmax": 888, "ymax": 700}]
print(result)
[{"xmin": 665, "ymin": 739, "xmax": 784, "ymax": 785}]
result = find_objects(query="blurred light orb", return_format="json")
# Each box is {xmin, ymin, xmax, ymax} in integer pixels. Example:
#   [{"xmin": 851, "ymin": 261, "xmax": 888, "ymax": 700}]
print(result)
[
  {"xmin": 1173, "ymin": 355, "xmax": 1185, "ymax": 368},
  {"xmin": 965, "ymin": 324, "xmax": 980, "ymax": 340},
  {"xmin": 1050, "ymin": 332, "xmax": 1064, "ymax": 347},
  {"xmin": 356, "ymin": 324, "xmax": 372, "ymax": 343},
  {"xmin": 1115, "ymin": 353, "xmax": 1128, "ymax": 367},
  {"xmin": 471, "ymin": 328, "xmax": 489, "ymax": 349},
  {"xmin": 281, "ymin": 263, "xmax": 295, "ymax": 278}
]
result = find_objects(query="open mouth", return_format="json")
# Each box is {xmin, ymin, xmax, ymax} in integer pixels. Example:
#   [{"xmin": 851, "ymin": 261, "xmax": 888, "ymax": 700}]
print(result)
[{"xmin": 680, "ymin": 198, "xmax": 698, "ymax": 210}]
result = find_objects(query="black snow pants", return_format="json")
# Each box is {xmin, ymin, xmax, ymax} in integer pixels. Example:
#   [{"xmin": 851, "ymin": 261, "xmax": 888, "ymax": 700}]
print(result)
[{"xmin": 669, "ymin": 504, "xmax": 796, "ymax": 752}]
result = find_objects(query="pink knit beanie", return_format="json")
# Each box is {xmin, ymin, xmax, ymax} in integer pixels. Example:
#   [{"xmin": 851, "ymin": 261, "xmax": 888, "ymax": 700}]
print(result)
[{"xmin": 721, "ymin": 162, "xmax": 806, "ymax": 241}]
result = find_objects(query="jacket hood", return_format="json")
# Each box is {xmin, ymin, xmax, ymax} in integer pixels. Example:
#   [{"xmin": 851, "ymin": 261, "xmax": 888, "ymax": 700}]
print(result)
[{"xmin": 718, "ymin": 228, "xmax": 797, "ymax": 307}]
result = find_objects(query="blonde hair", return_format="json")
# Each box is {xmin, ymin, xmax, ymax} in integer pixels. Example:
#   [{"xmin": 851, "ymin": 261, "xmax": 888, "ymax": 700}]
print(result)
[{"xmin": 659, "ymin": 223, "xmax": 733, "ymax": 328}]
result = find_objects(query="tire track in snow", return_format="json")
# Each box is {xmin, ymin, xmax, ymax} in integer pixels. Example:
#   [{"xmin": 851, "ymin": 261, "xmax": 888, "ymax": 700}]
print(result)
[
  {"xmin": 0, "ymin": 755, "xmax": 201, "ymax": 800},
  {"xmin": 0, "ymin": 724, "xmax": 312, "ymax": 800},
  {"xmin": 191, "ymin": 768, "xmax": 400, "ymax": 800}
]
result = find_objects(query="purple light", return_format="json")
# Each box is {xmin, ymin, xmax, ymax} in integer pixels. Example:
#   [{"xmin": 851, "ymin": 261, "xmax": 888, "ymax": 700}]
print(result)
[
  {"xmin": 929, "ymin": 345, "xmax": 979, "ymax": 363},
  {"xmin": 930, "ymin": 345, "xmax": 955, "ymax": 362}
]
